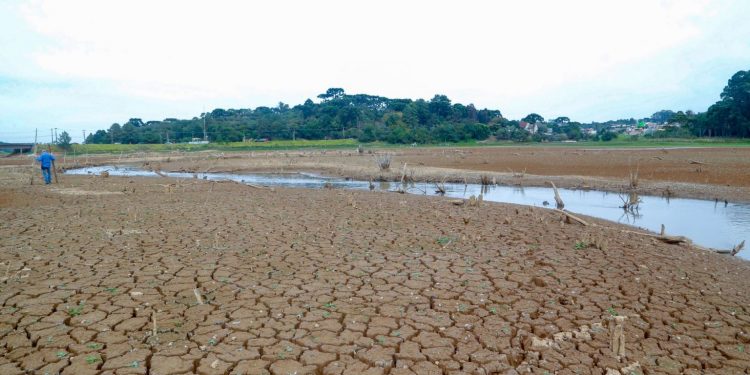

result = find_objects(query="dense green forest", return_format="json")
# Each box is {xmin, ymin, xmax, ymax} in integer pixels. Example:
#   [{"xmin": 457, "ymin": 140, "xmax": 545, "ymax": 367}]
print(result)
[{"xmin": 85, "ymin": 70, "xmax": 750, "ymax": 144}]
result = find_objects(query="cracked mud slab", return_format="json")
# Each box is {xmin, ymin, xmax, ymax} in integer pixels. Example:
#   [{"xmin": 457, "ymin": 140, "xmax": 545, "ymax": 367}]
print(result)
[{"xmin": 1, "ymin": 173, "xmax": 749, "ymax": 374}]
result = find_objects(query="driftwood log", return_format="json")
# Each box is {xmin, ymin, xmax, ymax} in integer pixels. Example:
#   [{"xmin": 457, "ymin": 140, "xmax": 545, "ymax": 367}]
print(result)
[
  {"xmin": 715, "ymin": 240, "xmax": 745, "ymax": 256},
  {"xmin": 618, "ymin": 225, "xmax": 744, "ymax": 255},
  {"xmin": 548, "ymin": 181, "xmax": 564, "ymax": 209},
  {"xmin": 653, "ymin": 234, "xmax": 691, "ymax": 244},
  {"xmin": 618, "ymin": 228, "xmax": 691, "ymax": 245},
  {"xmin": 556, "ymin": 209, "xmax": 588, "ymax": 226}
]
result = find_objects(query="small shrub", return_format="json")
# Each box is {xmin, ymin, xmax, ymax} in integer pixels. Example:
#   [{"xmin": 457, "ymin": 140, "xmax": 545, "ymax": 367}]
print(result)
[
  {"xmin": 86, "ymin": 342, "xmax": 102, "ymax": 350},
  {"xmin": 67, "ymin": 303, "xmax": 84, "ymax": 317},
  {"xmin": 374, "ymin": 154, "xmax": 392, "ymax": 170},
  {"xmin": 85, "ymin": 355, "xmax": 101, "ymax": 364}
]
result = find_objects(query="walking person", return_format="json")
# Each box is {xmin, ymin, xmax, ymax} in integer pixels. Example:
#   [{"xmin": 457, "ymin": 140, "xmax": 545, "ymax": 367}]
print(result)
[{"xmin": 36, "ymin": 150, "xmax": 56, "ymax": 184}]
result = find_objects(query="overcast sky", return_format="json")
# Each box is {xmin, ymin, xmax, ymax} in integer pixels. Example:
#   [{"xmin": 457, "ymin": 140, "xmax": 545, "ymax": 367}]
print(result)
[{"xmin": 1, "ymin": 0, "xmax": 749, "ymax": 143}]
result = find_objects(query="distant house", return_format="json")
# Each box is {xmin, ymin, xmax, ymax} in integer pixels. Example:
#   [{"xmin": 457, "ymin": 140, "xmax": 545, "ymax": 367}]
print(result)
[
  {"xmin": 643, "ymin": 122, "xmax": 666, "ymax": 135},
  {"xmin": 583, "ymin": 128, "xmax": 597, "ymax": 136},
  {"xmin": 189, "ymin": 138, "xmax": 209, "ymax": 144},
  {"xmin": 519, "ymin": 121, "xmax": 539, "ymax": 134},
  {"xmin": 625, "ymin": 127, "xmax": 644, "ymax": 136}
]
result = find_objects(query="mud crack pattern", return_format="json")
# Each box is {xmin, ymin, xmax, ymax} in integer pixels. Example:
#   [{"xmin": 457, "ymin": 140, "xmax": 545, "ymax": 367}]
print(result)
[{"xmin": 1, "ymin": 176, "xmax": 749, "ymax": 374}]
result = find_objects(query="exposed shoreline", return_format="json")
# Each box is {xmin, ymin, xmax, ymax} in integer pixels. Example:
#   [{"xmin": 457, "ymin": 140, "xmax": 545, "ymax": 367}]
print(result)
[{"xmin": 1, "ymin": 167, "xmax": 749, "ymax": 374}]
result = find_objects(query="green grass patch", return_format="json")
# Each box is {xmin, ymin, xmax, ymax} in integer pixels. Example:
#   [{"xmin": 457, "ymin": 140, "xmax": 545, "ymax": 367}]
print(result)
[
  {"xmin": 70, "ymin": 139, "xmax": 359, "ymax": 154},
  {"xmin": 34, "ymin": 135, "xmax": 749, "ymax": 159},
  {"xmin": 43, "ymin": 136, "xmax": 750, "ymax": 156},
  {"xmin": 67, "ymin": 303, "xmax": 84, "ymax": 317},
  {"xmin": 574, "ymin": 241, "xmax": 588, "ymax": 250}
]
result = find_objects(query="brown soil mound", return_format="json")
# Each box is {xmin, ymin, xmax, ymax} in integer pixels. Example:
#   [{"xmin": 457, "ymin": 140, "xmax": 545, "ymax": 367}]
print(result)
[{"xmin": 1, "ymin": 173, "xmax": 749, "ymax": 374}]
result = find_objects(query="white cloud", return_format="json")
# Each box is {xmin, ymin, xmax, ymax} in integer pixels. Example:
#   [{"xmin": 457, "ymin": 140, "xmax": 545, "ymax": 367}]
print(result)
[
  {"xmin": 20, "ymin": 0, "xmax": 709, "ymax": 98},
  {"xmin": 1, "ymin": 0, "xmax": 749, "ymax": 141}
]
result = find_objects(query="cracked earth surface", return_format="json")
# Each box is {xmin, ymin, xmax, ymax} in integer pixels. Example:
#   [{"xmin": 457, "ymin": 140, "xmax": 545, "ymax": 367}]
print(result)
[{"xmin": 1, "ymin": 173, "xmax": 749, "ymax": 374}]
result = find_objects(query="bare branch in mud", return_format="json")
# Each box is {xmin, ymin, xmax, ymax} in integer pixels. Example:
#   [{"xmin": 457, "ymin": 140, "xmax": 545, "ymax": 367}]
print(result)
[
  {"xmin": 548, "ymin": 181, "xmax": 564, "ymax": 209},
  {"xmin": 193, "ymin": 289, "xmax": 204, "ymax": 305}
]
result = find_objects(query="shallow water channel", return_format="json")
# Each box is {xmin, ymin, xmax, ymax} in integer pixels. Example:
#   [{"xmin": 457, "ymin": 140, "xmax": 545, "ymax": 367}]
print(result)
[{"xmin": 67, "ymin": 165, "xmax": 750, "ymax": 260}]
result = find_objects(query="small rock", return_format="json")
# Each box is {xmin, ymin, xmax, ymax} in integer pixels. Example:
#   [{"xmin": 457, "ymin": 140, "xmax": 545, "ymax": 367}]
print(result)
[
  {"xmin": 553, "ymin": 331, "xmax": 573, "ymax": 342},
  {"xmin": 530, "ymin": 336, "xmax": 556, "ymax": 350}
]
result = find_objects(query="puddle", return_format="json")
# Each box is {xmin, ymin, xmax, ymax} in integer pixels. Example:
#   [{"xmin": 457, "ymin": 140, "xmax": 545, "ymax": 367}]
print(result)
[{"xmin": 67, "ymin": 165, "xmax": 750, "ymax": 260}]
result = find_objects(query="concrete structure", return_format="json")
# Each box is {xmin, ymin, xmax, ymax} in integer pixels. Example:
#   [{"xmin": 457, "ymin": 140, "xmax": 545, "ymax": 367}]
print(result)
[{"xmin": 0, "ymin": 143, "xmax": 34, "ymax": 153}]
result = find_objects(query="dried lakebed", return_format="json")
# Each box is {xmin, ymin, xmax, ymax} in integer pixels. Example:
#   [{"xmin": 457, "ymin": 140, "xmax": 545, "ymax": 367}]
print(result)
[
  {"xmin": 2, "ymin": 171, "xmax": 749, "ymax": 374},
  {"xmin": 67, "ymin": 166, "xmax": 750, "ymax": 260}
]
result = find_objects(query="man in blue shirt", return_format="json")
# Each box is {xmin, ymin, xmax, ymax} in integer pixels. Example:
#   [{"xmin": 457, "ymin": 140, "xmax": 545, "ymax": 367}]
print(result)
[{"xmin": 36, "ymin": 150, "xmax": 56, "ymax": 184}]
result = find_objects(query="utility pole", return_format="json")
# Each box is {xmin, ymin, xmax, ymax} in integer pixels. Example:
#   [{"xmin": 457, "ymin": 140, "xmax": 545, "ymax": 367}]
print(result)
[
  {"xmin": 166, "ymin": 132, "xmax": 170, "ymax": 144},
  {"xmin": 47, "ymin": 143, "xmax": 58, "ymax": 183},
  {"xmin": 82, "ymin": 130, "xmax": 86, "ymax": 144},
  {"xmin": 54, "ymin": 128, "xmax": 58, "ymax": 143},
  {"xmin": 50, "ymin": 129, "xmax": 54, "ymax": 145},
  {"xmin": 203, "ymin": 114, "xmax": 208, "ymax": 142},
  {"xmin": 34, "ymin": 128, "xmax": 38, "ymax": 153}
]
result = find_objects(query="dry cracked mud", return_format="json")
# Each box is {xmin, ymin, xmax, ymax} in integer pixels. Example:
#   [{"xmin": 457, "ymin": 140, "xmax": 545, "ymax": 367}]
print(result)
[{"xmin": 1, "ymin": 172, "xmax": 749, "ymax": 374}]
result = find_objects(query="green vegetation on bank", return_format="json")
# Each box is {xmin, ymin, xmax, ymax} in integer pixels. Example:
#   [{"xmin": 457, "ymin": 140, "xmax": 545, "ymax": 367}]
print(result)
[
  {"xmin": 27, "ymin": 136, "xmax": 746, "ymax": 155},
  {"xmin": 540, "ymin": 136, "xmax": 750, "ymax": 148},
  {"xmin": 68, "ymin": 139, "xmax": 359, "ymax": 154}
]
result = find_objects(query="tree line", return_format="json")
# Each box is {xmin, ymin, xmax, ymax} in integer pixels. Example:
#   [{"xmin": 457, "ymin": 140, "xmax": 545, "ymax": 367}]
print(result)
[
  {"xmin": 651, "ymin": 70, "xmax": 750, "ymax": 138},
  {"xmin": 85, "ymin": 70, "xmax": 750, "ymax": 144},
  {"xmin": 86, "ymin": 88, "xmax": 506, "ymax": 144}
]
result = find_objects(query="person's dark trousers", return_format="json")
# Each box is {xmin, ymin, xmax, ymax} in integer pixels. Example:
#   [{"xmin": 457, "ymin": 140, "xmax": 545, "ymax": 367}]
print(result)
[{"xmin": 41, "ymin": 167, "xmax": 51, "ymax": 184}]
